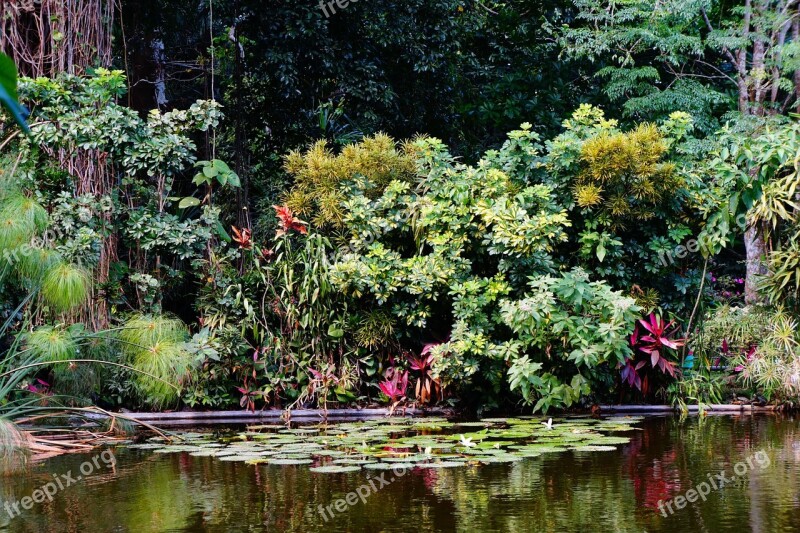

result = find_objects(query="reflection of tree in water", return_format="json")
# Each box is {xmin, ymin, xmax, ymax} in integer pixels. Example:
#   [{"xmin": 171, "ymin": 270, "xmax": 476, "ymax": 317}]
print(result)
[
  {"xmin": 622, "ymin": 415, "xmax": 800, "ymax": 532},
  {"xmin": 422, "ymin": 454, "xmax": 640, "ymax": 531}
]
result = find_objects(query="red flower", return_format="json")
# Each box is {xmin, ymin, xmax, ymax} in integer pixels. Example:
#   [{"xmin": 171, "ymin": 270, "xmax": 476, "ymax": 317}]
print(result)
[{"xmin": 273, "ymin": 205, "xmax": 308, "ymax": 237}]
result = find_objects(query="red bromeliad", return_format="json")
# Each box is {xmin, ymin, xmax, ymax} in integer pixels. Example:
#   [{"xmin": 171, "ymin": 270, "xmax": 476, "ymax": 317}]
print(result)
[
  {"xmin": 273, "ymin": 205, "xmax": 308, "ymax": 237},
  {"xmin": 231, "ymin": 226, "xmax": 253, "ymax": 249}
]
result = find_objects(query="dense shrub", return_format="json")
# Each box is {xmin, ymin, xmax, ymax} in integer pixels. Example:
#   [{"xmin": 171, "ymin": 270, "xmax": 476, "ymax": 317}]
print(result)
[{"xmin": 281, "ymin": 129, "xmax": 640, "ymax": 410}]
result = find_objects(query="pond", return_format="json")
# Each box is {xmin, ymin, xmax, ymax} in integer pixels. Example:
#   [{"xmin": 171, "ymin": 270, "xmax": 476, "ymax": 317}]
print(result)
[{"xmin": 1, "ymin": 414, "xmax": 799, "ymax": 532}]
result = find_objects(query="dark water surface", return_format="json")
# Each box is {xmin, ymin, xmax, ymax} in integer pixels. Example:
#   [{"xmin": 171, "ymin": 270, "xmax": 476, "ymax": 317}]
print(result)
[{"xmin": 2, "ymin": 415, "xmax": 799, "ymax": 532}]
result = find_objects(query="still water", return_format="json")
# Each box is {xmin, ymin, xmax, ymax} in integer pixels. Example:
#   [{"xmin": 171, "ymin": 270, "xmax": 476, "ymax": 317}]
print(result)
[{"xmin": 1, "ymin": 414, "xmax": 799, "ymax": 532}]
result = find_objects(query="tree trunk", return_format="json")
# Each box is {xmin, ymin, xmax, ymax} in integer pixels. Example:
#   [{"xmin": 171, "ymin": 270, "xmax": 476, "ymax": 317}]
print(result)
[
  {"xmin": 736, "ymin": 0, "xmax": 770, "ymax": 306},
  {"xmin": 151, "ymin": 38, "xmax": 168, "ymax": 109},
  {"xmin": 744, "ymin": 221, "xmax": 768, "ymax": 304}
]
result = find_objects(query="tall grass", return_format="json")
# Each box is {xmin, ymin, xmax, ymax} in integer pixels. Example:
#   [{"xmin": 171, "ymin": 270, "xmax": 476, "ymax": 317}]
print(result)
[
  {"xmin": 117, "ymin": 314, "xmax": 192, "ymax": 409},
  {"xmin": 41, "ymin": 262, "xmax": 91, "ymax": 313},
  {"xmin": 25, "ymin": 326, "xmax": 79, "ymax": 362},
  {"xmin": 0, "ymin": 194, "xmax": 47, "ymax": 250},
  {"xmin": 0, "ymin": 299, "xmax": 183, "ymax": 470}
]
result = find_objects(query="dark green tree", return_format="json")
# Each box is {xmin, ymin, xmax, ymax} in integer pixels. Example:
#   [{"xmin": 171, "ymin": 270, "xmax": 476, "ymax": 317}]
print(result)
[{"xmin": 563, "ymin": 0, "xmax": 800, "ymax": 303}]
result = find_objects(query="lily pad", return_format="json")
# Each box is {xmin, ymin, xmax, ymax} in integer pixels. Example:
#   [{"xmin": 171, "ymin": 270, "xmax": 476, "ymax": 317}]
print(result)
[
  {"xmin": 364, "ymin": 462, "xmax": 415, "ymax": 471},
  {"xmin": 267, "ymin": 458, "xmax": 314, "ymax": 465},
  {"xmin": 219, "ymin": 454, "xmax": 265, "ymax": 462},
  {"xmin": 571, "ymin": 445, "xmax": 618, "ymax": 452},
  {"xmin": 309, "ymin": 465, "xmax": 362, "ymax": 474},
  {"xmin": 417, "ymin": 461, "xmax": 464, "ymax": 468},
  {"xmin": 477, "ymin": 455, "xmax": 523, "ymax": 463}
]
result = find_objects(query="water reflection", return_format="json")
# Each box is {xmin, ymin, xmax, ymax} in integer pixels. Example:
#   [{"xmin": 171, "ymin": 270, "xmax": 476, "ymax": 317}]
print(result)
[{"xmin": 1, "ymin": 415, "xmax": 799, "ymax": 532}]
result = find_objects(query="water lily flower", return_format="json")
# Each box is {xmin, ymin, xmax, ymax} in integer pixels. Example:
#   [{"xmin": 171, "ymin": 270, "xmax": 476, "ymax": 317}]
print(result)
[{"xmin": 458, "ymin": 435, "xmax": 476, "ymax": 448}]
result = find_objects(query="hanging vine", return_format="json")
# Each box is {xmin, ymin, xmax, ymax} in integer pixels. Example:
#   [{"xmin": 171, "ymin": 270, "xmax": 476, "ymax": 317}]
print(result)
[
  {"xmin": 2, "ymin": 0, "xmax": 116, "ymax": 328},
  {"xmin": 0, "ymin": 0, "xmax": 114, "ymax": 77}
]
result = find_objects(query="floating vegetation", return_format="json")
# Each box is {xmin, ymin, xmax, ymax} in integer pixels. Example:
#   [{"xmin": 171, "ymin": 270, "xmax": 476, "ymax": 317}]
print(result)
[
  {"xmin": 126, "ymin": 416, "xmax": 641, "ymax": 472},
  {"xmin": 416, "ymin": 461, "xmax": 464, "ymax": 468},
  {"xmin": 364, "ymin": 462, "xmax": 414, "ymax": 471},
  {"xmin": 309, "ymin": 465, "xmax": 362, "ymax": 474},
  {"xmin": 572, "ymin": 445, "xmax": 618, "ymax": 452},
  {"xmin": 267, "ymin": 458, "xmax": 314, "ymax": 465}
]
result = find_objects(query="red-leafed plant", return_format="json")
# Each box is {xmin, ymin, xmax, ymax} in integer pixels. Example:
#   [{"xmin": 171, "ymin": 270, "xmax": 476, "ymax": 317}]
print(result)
[
  {"xmin": 733, "ymin": 346, "xmax": 757, "ymax": 372},
  {"xmin": 621, "ymin": 313, "xmax": 685, "ymax": 394},
  {"xmin": 273, "ymin": 205, "xmax": 308, "ymax": 237},
  {"xmin": 237, "ymin": 377, "xmax": 269, "ymax": 412},
  {"xmin": 231, "ymin": 226, "xmax": 253, "ymax": 249},
  {"xmin": 25, "ymin": 378, "xmax": 51, "ymax": 395},
  {"xmin": 379, "ymin": 368, "xmax": 408, "ymax": 405},
  {"xmin": 408, "ymin": 344, "xmax": 442, "ymax": 405},
  {"xmin": 620, "ymin": 359, "xmax": 646, "ymax": 391}
]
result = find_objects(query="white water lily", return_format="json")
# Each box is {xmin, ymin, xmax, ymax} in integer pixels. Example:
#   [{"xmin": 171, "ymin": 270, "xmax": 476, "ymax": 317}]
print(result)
[
  {"xmin": 542, "ymin": 418, "xmax": 554, "ymax": 430},
  {"xmin": 458, "ymin": 434, "xmax": 476, "ymax": 448}
]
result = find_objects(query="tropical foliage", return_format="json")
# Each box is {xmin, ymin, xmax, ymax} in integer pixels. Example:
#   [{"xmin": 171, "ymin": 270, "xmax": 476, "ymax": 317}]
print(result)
[{"xmin": 3, "ymin": 0, "xmax": 800, "ymax": 424}]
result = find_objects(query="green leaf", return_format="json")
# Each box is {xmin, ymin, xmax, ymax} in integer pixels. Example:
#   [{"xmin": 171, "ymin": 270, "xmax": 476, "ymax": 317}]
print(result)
[
  {"xmin": 0, "ymin": 53, "xmax": 29, "ymax": 133},
  {"xmin": 596, "ymin": 243, "xmax": 606, "ymax": 263},
  {"xmin": 193, "ymin": 173, "xmax": 211, "ymax": 186},
  {"xmin": 0, "ymin": 54, "xmax": 19, "ymax": 103},
  {"xmin": 178, "ymin": 197, "xmax": 201, "ymax": 209},
  {"xmin": 327, "ymin": 325, "xmax": 344, "ymax": 338},
  {"xmin": 226, "ymin": 171, "xmax": 241, "ymax": 187},
  {"xmin": 728, "ymin": 191, "xmax": 740, "ymax": 214},
  {"xmin": 212, "ymin": 159, "xmax": 231, "ymax": 173},
  {"xmin": 215, "ymin": 220, "xmax": 231, "ymax": 242},
  {"xmin": 203, "ymin": 164, "xmax": 219, "ymax": 178}
]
